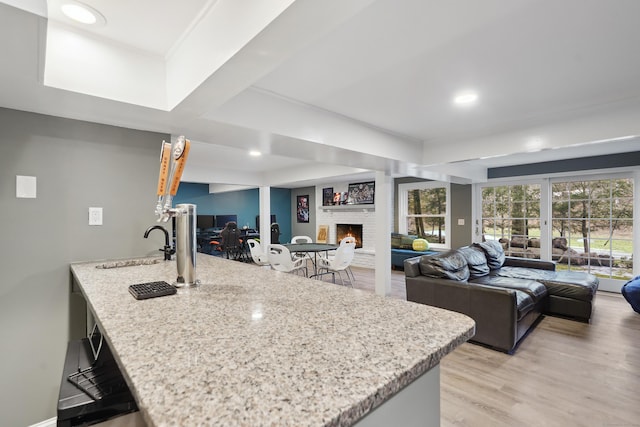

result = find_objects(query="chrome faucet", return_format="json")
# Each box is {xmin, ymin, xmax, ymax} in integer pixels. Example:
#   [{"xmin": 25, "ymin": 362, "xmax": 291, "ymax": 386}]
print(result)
[{"xmin": 144, "ymin": 225, "xmax": 175, "ymax": 261}]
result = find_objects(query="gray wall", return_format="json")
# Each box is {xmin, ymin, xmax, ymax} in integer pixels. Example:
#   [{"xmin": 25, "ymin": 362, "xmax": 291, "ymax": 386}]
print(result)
[
  {"xmin": 291, "ymin": 186, "xmax": 316, "ymax": 241},
  {"xmin": 488, "ymin": 151, "xmax": 640, "ymax": 178},
  {"xmin": 450, "ymin": 184, "xmax": 473, "ymax": 248},
  {"xmin": 0, "ymin": 108, "xmax": 169, "ymax": 426}
]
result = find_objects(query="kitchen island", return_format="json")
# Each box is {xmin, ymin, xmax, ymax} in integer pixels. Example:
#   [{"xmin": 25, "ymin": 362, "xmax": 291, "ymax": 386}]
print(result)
[{"xmin": 71, "ymin": 254, "xmax": 474, "ymax": 426}]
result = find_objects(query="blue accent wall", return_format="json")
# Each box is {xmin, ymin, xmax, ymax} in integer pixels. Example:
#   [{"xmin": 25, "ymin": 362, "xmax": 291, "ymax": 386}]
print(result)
[{"xmin": 174, "ymin": 183, "xmax": 292, "ymax": 242}]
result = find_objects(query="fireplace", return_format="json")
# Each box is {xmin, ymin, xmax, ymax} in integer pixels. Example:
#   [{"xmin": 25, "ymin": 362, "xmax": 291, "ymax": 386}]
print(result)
[{"xmin": 336, "ymin": 224, "xmax": 363, "ymax": 248}]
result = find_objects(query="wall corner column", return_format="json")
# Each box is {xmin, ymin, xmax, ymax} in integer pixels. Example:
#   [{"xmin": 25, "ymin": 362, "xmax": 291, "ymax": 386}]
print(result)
[
  {"xmin": 260, "ymin": 186, "xmax": 271, "ymax": 248},
  {"xmin": 374, "ymin": 171, "xmax": 392, "ymax": 296}
]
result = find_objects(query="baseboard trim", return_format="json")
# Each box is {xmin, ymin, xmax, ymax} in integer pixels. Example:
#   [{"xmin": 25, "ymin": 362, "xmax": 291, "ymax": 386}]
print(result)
[{"xmin": 30, "ymin": 417, "xmax": 56, "ymax": 427}]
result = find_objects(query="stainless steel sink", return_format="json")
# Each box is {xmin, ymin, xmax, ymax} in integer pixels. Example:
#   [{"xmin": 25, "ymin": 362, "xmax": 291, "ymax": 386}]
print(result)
[{"xmin": 95, "ymin": 258, "xmax": 163, "ymax": 269}]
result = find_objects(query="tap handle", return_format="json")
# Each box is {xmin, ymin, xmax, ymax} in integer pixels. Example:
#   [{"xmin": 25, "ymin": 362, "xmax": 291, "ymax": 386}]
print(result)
[
  {"xmin": 169, "ymin": 138, "xmax": 191, "ymax": 196},
  {"xmin": 156, "ymin": 142, "xmax": 171, "ymax": 196},
  {"xmin": 153, "ymin": 136, "xmax": 191, "ymax": 221}
]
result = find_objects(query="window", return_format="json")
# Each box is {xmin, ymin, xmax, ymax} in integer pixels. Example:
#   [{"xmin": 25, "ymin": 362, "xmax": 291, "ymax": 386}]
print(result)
[
  {"xmin": 551, "ymin": 177, "xmax": 633, "ymax": 280},
  {"xmin": 481, "ymin": 183, "xmax": 541, "ymax": 258},
  {"xmin": 476, "ymin": 173, "xmax": 636, "ymax": 291},
  {"xmin": 399, "ymin": 182, "xmax": 450, "ymax": 248}
]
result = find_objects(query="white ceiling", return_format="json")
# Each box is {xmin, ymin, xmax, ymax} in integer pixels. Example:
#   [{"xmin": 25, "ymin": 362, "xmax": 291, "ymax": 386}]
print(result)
[
  {"xmin": 1, "ymin": 0, "xmax": 639, "ymax": 191},
  {"xmin": 46, "ymin": 0, "xmax": 214, "ymax": 56}
]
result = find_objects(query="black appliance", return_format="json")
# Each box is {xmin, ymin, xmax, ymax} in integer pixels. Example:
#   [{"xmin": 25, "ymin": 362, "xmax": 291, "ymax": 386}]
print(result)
[{"xmin": 57, "ymin": 329, "xmax": 138, "ymax": 426}]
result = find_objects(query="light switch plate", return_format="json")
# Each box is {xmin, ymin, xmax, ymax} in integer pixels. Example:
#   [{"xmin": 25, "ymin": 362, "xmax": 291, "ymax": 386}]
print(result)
[
  {"xmin": 89, "ymin": 207, "xmax": 103, "ymax": 226},
  {"xmin": 16, "ymin": 175, "xmax": 37, "ymax": 198}
]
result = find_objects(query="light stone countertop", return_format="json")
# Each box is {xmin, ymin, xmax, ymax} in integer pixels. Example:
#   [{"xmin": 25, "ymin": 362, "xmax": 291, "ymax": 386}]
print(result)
[{"xmin": 71, "ymin": 254, "xmax": 474, "ymax": 427}]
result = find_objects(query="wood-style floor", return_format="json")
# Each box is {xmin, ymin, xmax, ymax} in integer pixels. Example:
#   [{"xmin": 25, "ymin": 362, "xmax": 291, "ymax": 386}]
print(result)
[{"xmin": 340, "ymin": 266, "xmax": 640, "ymax": 427}]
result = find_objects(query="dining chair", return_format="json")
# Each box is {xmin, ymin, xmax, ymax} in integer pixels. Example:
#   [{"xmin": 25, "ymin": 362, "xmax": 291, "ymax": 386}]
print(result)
[
  {"xmin": 291, "ymin": 235, "xmax": 313, "ymax": 244},
  {"xmin": 247, "ymin": 239, "xmax": 270, "ymax": 267},
  {"xmin": 290, "ymin": 235, "xmax": 314, "ymax": 264},
  {"xmin": 267, "ymin": 244, "xmax": 308, "ymax": 277},
  {"xmin": 325, "ymin": 237, "xmax": 357, "ymax": 283},
  {"xmin": 339, "ymin": 236, "xmax": 357, "ymax": 282},
  {"xmin": 340, "ymin": 236, "xmax": 356, "ymax": 246},
  {"xmin": 317, "ymin": 242, "xmax": 355, "ymax": 286}
]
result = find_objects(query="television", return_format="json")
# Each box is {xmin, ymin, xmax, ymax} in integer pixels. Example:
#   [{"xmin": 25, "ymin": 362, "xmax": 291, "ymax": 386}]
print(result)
[
  {"xmin": 196, "ymin": 215, "xmax": 215, "ymax": 230},
  {"xmin": 255, "ymin": 215, "xmax": 277, "ymax": 230},
  {"xmin": 215, "ymin": 214, "xmax": 238, "ymax": 228}
]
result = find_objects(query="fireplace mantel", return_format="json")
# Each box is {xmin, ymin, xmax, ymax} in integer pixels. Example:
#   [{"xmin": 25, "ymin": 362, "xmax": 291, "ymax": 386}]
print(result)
[{"xmin": 320, "ymin": 205, "xmax": 374, "ymax": 211}]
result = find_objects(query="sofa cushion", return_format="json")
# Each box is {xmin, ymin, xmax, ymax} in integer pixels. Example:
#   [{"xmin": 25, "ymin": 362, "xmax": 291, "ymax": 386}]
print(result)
[
  {"xmin": 391, "ymin": 233, "xmax": 417, "ymax": 249},
  {"xmin": 496, "ymin": 267, "xmax": 598, "ymax": 302},
  {"xmin": 471, "ymin": 275, "xmax": 548, "ymax": 302},
  {"xmin": 456, "ymin": 246, "xmax": 490, "ymax": 279},
  {"xmin": 514, "ymin": 291, "xmax": 536, "ymax": 321},
  {"xmin": 419, "ymin": 251, "xmax": 470, "ymax": 281},
  {"xmin": 473, "ymin": 240, "xmax": 506, "ymax": 270}
]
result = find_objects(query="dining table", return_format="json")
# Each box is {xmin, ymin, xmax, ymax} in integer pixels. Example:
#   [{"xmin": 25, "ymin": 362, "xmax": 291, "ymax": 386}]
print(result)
[{"xmin": 282, "ymin": 242, "xmax": 338, "ymax": 277}]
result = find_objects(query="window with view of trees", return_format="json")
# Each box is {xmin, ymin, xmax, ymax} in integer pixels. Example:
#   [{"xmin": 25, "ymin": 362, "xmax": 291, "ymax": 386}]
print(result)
[
  {"xmin": 399, "ymin": 182, "xmax": 449, "ymax": 247},
  {"xmin": 482, "ymin": 184, "xmax": 541, "ymax": 258},
  {"xmin": 479, "ymin": 176, "xmax": 634, "ymax": 283},
  {"xmin": 551, "ymin": 177, "xmax": 633, "ymax": 280}
]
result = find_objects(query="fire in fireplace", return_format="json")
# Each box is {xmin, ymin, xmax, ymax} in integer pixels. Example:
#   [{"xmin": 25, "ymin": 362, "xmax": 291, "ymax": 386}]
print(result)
[{"xmin": 336, "ymin": 224, "xmax": 363, "ymax": 248}]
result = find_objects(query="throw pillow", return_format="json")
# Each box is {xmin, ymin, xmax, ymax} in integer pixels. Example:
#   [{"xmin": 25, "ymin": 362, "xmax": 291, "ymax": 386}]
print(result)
[
  {"xmin": 456, "ymin": 246, "xmax": 490, "ymax": 279},
  {"xmin": 412, "ymin": 238, "xmax": 429, "ymax": 251},
  {"xmin": 473, "ymin": 240, "xmax": 506, "ymax": 270},
  {"xmin": 419, "ymin": 251, "xmax": 470, "ymax": 281}
]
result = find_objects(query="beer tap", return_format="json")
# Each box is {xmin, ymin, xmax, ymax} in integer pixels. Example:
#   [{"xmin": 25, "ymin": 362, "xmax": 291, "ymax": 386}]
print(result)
[
  {"xmin": 151, "ymin": 135, "xmax": 198, "ymax": 286},
  {"xmin": 155, "ymin": 135, "xmax": 191, "ymax": 222}
]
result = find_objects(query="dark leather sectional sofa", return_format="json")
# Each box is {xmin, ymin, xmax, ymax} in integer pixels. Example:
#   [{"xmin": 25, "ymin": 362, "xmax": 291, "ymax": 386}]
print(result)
[{"xmin": 404, "ymin": 240, "xmax": 599, "ymax": 353}]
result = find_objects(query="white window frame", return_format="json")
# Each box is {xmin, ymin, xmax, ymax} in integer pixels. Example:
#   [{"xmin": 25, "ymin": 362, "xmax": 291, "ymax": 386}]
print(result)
[
  {"xmin": 549, "ymin": 171, "xmax": 637, "ymax": 292},
  {"xmin": 474, "ymin": 178, "xmax": 550, "ymax": 258},
  {"xmin": 398, "ymin": 181, "xmax": 450, "ymax": 250},
  {"xmin": 473, "ymin": 171, "xmax": 638, "ymax": 293}
]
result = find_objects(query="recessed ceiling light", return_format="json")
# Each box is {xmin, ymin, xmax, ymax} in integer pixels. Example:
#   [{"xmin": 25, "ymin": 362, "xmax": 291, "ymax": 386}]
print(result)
[
  {"xmin": 249, "ymin": 150, "xmax": 262, "ymax": 157},
  {"xmin": 453, "ymin": 91, "xmax": 479, "ymax": 106},
  {"xmin": 526, "ymin": 137, "xmax": 545, "ymax": 152},
  {"xmin": 61, "ymin": 2, "xmax": 106, "ymax": 25}
]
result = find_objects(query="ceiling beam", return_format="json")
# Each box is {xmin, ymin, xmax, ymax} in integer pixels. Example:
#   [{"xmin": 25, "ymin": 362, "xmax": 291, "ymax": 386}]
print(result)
[{"xmin": 170, "ymin": 0, "xmax": 377, "ymax": 118}]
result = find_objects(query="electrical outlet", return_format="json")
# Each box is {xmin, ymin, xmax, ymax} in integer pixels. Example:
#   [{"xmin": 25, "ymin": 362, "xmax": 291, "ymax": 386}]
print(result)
[{"xmin": 89, "ymin": 207, "xmax": 103, "ymax": 226}]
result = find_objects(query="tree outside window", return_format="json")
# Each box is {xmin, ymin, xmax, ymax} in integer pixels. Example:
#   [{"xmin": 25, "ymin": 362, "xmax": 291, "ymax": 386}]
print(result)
[
  {"xmin": 480, "ymin": 177, "xmax": 634, "ymax": 281},
  {"xmin": 481, "ymin": 184, "xmax": 541, "ymax": 258},
  {"xmin": 403, "ymin": 184, "xmax": 448, "ymax": 246},
  {"xmin": 551, "ymin": 178, "xmax": 633, "ymax": 280}
]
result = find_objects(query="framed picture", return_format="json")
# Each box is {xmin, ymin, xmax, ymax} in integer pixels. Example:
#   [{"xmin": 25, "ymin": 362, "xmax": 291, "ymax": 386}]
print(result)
[
  {"xmin": 322, "ymin": 187, "xmax": 334, "ymax": 206},
  {"xmin": 347, "ymin": 181, "xmax": 375, "ymax": 204},
  {"xmin": 296, "ymin": 195, "xmax": 309, "ymax": 223},
  {"xmin": 317, "ymin": 225, "xmax": 329, "ymax": 243},
  {"xmin": 340, "ymin": 192, "xmax": 348, "ymax": 204}
]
